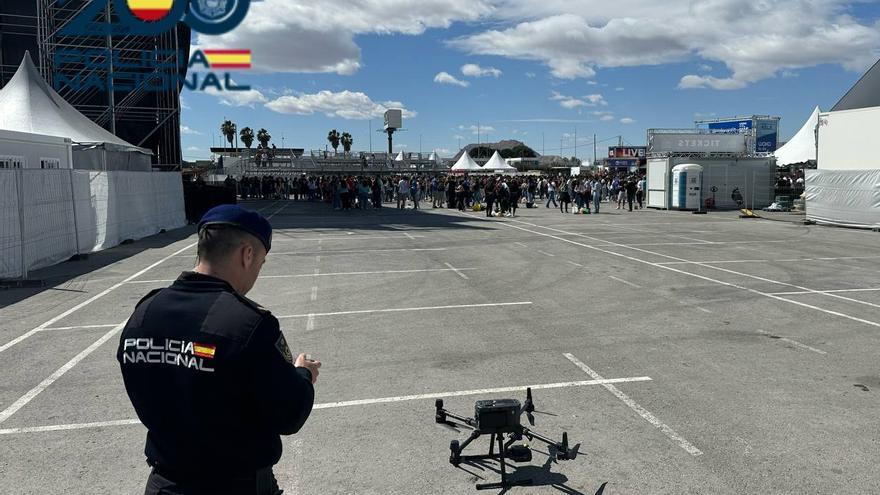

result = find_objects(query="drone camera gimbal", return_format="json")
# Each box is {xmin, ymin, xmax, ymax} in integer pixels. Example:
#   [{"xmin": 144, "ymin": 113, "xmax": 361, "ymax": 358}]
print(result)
[{"xmin": 434, "ymin": 388, "xmax": 577, "ymax": 490}]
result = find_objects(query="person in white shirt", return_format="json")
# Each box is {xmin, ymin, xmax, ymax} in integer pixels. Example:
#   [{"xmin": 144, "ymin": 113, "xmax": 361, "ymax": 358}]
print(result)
[
  {"xmin": 545, "ymin": 180, "xmax": 558, "ymax": 208},
  {"xmin": 397, "ymin": 177, "xmax": 410, "ymax": 209}
]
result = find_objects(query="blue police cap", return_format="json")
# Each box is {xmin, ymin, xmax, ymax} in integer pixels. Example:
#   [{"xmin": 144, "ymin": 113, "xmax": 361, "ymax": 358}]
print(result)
[{"xmin": 198, "ymin": 204, "xmax": 273, "ymax": 253}]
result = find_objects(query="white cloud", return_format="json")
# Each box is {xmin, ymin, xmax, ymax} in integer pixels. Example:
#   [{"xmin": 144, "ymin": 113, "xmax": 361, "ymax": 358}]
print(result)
[
  {"xmin": 678, "ymin": 75, "xmax": 747, "ymax": 90},
  {"xmin": 453, "ymin": 134, "xmax": 466, "ymax": 140},
  {"xmin": 525, "ymin": 72, "xmax": 536, "ymax": 78},
  {"xmin": 180, "ymin": 125, "xmax": 202, "ymax": 135},
  {"xmin": 461, "ymin": 63, "xmax": 503, "ymax": 78},
  {"xmin": 451, "ymin": 1, "xmax": 880, "ymax": 88},
  {"xmin": 265, "ymin": 90, "xmax": 416, "ymax": 120},
  {"xmin": 620, "ymin": 117, "xmax": 635, "ymax": 124},
  {"xmin": 459, "ymin": 125, "xmax": 495, "ymax": 134},
  {"xmin": 584, "ymin": 94, "xmax": 607, "ymax": 105},
  {"xmin": 433, "ymin": 148, "xmax": 451, "ymax": 154},
  {"xmin": 204, "ymin": 84, "xmax": 269, "ymax": 107},
  {"xmin": 550, "ymin": 91, "xmax": 606, "ymax": 109},
  {"xmin": 187, "ymin": 146, "xmax": 201, "ymax": 151},
  {"xmin": 434, "ymin": 72, "xmax": 470, "ymax": 87},
  {"xmin": 196, "ymin": 0, "xmax": 491, "ymax": 74},
  {"xmin": 180, "ymin": 97, "xmax": 191, "ymax": 110},
  {"xmin": 615, "ymin": 87, "xmax": 624, "ymax": 91}
]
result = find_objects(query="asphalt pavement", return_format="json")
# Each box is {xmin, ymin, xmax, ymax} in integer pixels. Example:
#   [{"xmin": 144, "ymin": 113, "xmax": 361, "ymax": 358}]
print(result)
[{"xmin": 1, "ymin": 198, "xmax": 879, "ymax": 494}]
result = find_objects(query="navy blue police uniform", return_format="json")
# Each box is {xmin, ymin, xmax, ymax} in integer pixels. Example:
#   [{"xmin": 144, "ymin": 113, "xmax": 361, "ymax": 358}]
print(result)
[{"xmin": 117, "ymin": 205, "xmax": 314, "ymax": 495}]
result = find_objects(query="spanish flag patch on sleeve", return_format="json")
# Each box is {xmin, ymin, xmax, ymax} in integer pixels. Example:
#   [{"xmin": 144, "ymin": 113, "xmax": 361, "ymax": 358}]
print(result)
[{"xmin": 193, "ymin": 343, "xmax": 216, "ymax": 359}]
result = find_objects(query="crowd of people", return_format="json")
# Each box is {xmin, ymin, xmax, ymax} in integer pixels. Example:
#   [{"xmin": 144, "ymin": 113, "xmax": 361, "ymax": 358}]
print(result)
[{"xmin": 223, "ymin": 171, "xmax": 649, "ymax": 216}]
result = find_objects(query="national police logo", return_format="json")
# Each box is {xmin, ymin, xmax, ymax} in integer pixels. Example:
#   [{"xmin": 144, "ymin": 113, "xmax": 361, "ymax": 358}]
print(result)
[
  {"xmin": 195, "ymin": 0, "xmax": 231, "ymax": 20},
  {"xmin": 184, "ymin": 0, "xmax": 250, "ymax": 35},
  {"xmin": 275, "ymin": 334, "xmax": 294, "ymax": 365},
  {"xmin": 190, "ymin": 0, "xmax": 237, "ymax": 23}
]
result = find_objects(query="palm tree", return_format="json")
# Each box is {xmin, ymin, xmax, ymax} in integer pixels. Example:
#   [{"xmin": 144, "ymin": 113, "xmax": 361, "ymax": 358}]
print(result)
[
  {"xmin": 341, "ymin": 132, "xmax": 353, "ymax": 154},
  {"xmin": 240, "ymin": 127, "xmax": 255, "ymax": 149},
  {"xmin": 257, "ymin": 128, "xmax": 271, "ymax": 148},
  {"xmin": 327, "ymin": 129, "xmax": 340, "ymax": 154},
  {"xmin": 220, "ymin": 120, "xmax": 236, "ymax": 150}
]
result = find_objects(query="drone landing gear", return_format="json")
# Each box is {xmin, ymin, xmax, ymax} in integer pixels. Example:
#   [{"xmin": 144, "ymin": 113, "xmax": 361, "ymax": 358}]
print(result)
[{"xmin": 450, "ymin": 431, "xmax": 534, "ymax": 490}]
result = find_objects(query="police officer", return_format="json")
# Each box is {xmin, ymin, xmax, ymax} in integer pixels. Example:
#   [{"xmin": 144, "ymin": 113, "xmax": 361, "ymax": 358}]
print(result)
[{"xmin": 117, "ymin": 204, "xmax": 321, "ymax": 495}]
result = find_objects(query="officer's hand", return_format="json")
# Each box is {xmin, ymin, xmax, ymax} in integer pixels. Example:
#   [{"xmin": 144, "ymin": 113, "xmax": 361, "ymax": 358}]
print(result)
[{"xmin": 295, "ymin": 353, "xmax": 321, "ymax": 384}]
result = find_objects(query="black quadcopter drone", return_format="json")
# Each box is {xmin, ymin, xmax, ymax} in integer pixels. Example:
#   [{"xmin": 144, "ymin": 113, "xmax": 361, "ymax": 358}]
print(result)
[{"xmin": 435, "ymin": 388, "xmax": 583, "ymax": 491}]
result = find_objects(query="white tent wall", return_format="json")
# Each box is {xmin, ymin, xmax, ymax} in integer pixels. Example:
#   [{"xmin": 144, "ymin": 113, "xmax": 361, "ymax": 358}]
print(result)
[
  {"xmin": 72, "ymin": 145, "xmax": 152, "ymax": 172},
  {"xmin": 818, "ymin": 106, "xmax": 880, "ymax": 170},
  {"xmin": 805, "ymin": 169, "xmax": 880, "ymax": 228},
  {"xmin": 0, "ymin": 170, "xmax": 186, "ymax": 279},
  {"xmin": 0, "ymin": 172, "xmax": 23, "ymax": 277},
  {"xmin": 76, "ymin": 171, "xmax": 185, "ymax": 252}
]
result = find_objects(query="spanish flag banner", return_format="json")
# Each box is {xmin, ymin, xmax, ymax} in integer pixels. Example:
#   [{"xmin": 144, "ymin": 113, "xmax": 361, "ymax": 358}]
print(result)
[
  {"xmin": 127, "ymin": 0, "xmax": 174, "ymax": 22},
  {"xmin": 193, "ymin": 343, "xmax": 217, "ymax": 359},
  {"xmin": 203, "ymin": 50, "xmax": 253, "ymax": 69}
]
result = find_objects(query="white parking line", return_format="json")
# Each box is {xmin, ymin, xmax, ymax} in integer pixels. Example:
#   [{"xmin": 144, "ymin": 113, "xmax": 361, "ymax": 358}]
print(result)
[
  {"xmin": 120, "ymin": 268, "xmax": 485, "ymax": 286},
  {"xmin": 0, "ymin": 322, "xmax": 128, "ymax": 425},
  {"xmin": 0, "ymin": 376, "xmax": 653, "ymax": 435},
  {"xmin": 658, "ymin": 255, "xmax": 880, "ymax": 266},
  {"xmin": 537, "ymin": 250, "xmax": 556, "ymax": 257},
  {"xmin": 444, "ymin": 262, "xmax": 470, "ymax": 280},
  {"xmin": 758, "ymin": 331, "xmax": 827, "ymax": 355},
  {"xmin": 567, "ymin": 261, "xmax": 584, "ymax": 267},
  {"xmin": 0, "ymin": 241, "xmax": 198, "ymax": 353},
  {"xmin": 273, "ymin": 234, "xmax": 425, "ymax": 242},
  {"xmin": 40, "ymin": 324, "xmax": 120, "ymax": 332},
  {"xmin": 563, "ymin": 353, "xmax": 703, "ymax": 456},
  {"xmin": 312, "ymin": 376, "xmax": 653, "ymax": 409},
  {"xmin": 769, "ymin": 287, "xmax": 880, "ymax": 296},
  {"xmin": 277, "ymin": 302, "xmax": 533, "ymax": 319},
  {"xmin": 609, "ymin": 275, "xmax": 641, "ymax": 289}
]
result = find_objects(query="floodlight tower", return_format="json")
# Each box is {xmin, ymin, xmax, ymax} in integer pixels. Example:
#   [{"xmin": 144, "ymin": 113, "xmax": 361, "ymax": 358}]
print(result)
[{"xmin": 384, "ymin": 109, "xmax": 403, "ymax": 154}]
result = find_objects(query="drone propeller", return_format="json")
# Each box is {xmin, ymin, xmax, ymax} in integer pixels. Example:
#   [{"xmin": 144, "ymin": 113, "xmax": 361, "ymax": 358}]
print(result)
[{"xmin": 522, "ymin": 387, "xmax": 557, "ymax": 424}]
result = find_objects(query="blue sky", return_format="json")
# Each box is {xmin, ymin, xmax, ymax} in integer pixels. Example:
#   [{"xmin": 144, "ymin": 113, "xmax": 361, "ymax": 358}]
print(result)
[{"xmin": 180, "ymin": 0, "xmax": 880, "ymax": 161}]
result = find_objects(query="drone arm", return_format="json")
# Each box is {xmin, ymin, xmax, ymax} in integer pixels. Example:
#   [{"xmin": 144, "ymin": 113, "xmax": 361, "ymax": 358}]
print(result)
[
  {"xmin": 435, "ymin": 399, "xmax": 476, "ymax": 429},
  {"xmin": 521, "ymin": 427, "xmax": 570, "ymax": 453}
]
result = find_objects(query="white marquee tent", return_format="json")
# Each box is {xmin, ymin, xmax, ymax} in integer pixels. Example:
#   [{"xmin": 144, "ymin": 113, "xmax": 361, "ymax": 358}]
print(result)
[
  {"xmin": 0, "ymin": 52, "xmax": 152, "ymax": 171},
  {"xmin": 450, "ymin": 151, "xmax": 481, "ymax": 173},
  {"xmin": 775, "ymin": 106, "xmax": 820, "ymax": 166},
  {"xmin": 482, "ymin": 151, "xmax": 518, "ymax": 173}
]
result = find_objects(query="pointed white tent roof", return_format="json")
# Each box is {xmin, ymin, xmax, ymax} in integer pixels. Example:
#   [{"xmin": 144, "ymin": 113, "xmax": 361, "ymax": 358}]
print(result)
[
  {"xmin": 394, "ymin": 151, "xmax": 407, "ymax": 162},
  {"xmin": 482, "ymin": 151, "xmax": 517, "ymax": 172},
  {"xmin": 775, "ymin": 106, "xmax": 820, "ymax": 166},
  {"xmin": 428, "ymin": 152, "xmax": 437, "ymax": 162},
  {"xmin": 450, "ymin": 151, "xmax": 480, "ymax": 172},
  {"xmin": 0, "ymin": 52, "xmax": 148, "ymax": 152}
]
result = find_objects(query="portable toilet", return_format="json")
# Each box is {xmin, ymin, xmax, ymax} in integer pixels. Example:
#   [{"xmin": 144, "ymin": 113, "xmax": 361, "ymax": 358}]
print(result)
[{"xmin": 671, "ymin": 163, "xmax": 703, "ymax": 210}]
